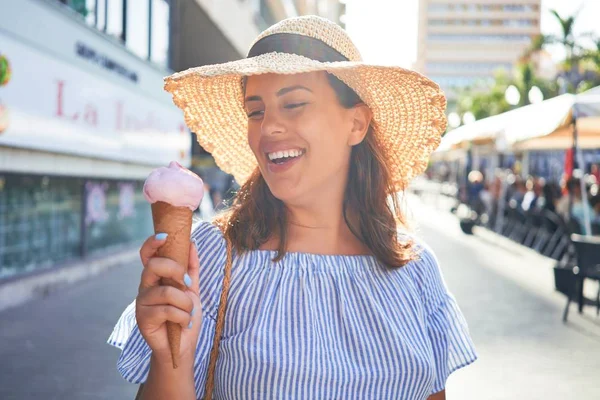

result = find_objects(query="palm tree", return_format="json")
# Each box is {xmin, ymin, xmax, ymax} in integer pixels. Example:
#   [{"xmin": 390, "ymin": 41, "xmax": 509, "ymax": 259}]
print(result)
[
  {"xmin": 577, "ymin": 38, "xmax": 600, "ymax": 92},
  {"xmin": 524, "ymin": 8, "xmax": 584, "ymax": 93}
]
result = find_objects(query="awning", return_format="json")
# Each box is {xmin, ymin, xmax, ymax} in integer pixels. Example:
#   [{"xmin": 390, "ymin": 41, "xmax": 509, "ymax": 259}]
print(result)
[
  {"xmin": 436, "ymin": 85, "xmax": 600, "ymax": 153},
  {"xmin": 513, "ymin": 117, "xmax": 600, "ymax": 150},
  {"xmin": 512, "ymin": 86, "xmax": 600, "ymax": 150}
]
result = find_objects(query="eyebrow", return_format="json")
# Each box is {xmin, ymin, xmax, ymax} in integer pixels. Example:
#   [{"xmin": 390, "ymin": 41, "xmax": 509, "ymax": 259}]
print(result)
[{"xmin": 244, "ymin": 85, "xmax": 313, "ymax": 103}]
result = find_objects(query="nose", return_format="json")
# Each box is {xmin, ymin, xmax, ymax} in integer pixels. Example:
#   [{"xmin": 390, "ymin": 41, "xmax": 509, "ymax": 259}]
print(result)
[{"xmin": 261, "ymin": 108, "xmax": 286, "ymax": 137}]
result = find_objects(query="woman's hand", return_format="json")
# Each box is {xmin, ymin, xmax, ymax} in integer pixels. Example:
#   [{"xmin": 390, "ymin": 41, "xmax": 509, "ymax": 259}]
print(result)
[{"xmin": 135, "ymin": 234, "xmax": 203, "ymax": 366}]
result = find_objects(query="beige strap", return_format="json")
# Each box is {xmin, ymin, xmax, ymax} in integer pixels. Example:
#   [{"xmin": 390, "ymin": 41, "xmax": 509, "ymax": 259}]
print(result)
[{"xmin": 203, "ymin": 238, "xmax": 234, "ymax": 399}]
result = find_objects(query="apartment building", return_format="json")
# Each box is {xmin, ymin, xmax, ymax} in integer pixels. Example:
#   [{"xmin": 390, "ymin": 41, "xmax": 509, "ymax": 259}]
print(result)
[{"xmin": 415, "ymin": 0, "xmax": 542, "ymax": 109}]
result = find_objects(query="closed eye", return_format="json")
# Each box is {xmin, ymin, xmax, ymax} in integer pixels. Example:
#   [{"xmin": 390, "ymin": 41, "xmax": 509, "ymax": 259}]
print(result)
[
  {"xmin": 247, "ymin": 110, "xmax": 264, "ymax": 119},
  {"xmin": 284, "ymin": 102, "xmax": 308, "ymax": 109}
]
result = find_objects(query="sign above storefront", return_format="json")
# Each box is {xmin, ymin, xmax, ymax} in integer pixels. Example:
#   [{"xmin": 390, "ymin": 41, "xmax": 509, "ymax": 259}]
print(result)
[
  {"xmin": 75, "ymin": 42, "xmax": 139, "ymax": 83},
  {"xmin": 0, "ymin": 32, "xmax": 189, "ymax": 167}
]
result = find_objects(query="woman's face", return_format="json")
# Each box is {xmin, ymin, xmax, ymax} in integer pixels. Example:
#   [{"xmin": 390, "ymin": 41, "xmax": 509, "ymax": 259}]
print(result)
[{"xmin": 244, "ymin": 72, "xmax": 369, "ymax": 205}]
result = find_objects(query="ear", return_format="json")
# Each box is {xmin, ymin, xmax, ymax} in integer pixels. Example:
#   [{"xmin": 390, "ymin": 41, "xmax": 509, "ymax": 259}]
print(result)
[{"xmin": 347, "ymin": 104, "xmax": 372, "ymax": 146}]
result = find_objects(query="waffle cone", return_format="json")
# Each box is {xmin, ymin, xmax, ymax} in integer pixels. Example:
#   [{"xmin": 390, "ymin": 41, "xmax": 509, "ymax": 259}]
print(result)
[{"xmin": 151, "ymin": 201, "xmax": 194, "ymax": 369}]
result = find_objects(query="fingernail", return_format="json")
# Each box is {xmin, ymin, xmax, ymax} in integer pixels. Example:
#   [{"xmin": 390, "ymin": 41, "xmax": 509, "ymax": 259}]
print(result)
[
  {"xmin": 188, "ymin": 320, "xmax": 193, "ymax": 329},
  {"xmin": 184, "ymin": 273, "xmax": 192, "ymax": 288},
  {"xmin": 155, "ymin": 233, "xmax": 168, "ymax": 240},
  {"xmin": 191, "ymin": 306, "xmax": 196, "ymax": 316}
]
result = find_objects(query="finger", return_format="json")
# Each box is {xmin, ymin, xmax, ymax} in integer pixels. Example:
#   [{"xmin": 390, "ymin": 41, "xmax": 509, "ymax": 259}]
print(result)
[
  {"xmin": 140, "ymin": 233, "xmax": 169, "ymax": 267},
  {"xmin": 182, "ymin": 291, "xmax": 203, "ymax": 336},
  {"xmin": 137, "ymin": 285, "xmax": 194, "ymax": 315},
  {"xmin": 137, "ymin": 304, "xmax": 193, "ymax": 330},
  {"xmin": 139, "ymin": 257, "xmax": 186, "ymax": 291},
  {"xmin": 188, "ymin": 242, "xmax": 200, "ymax": 295}
]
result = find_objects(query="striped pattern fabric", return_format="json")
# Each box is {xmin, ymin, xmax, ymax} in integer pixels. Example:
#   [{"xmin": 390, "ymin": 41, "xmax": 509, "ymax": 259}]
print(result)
[{"xmin": 108, "ymin": 221, "xmax": 476, "ymax": 399}]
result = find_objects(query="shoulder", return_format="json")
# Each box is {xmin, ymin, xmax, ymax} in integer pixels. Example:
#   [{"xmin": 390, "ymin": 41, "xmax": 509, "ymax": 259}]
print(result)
[
  {"xmin": 191, "ymin": 220, "xmax": 227, "ymax": 258},
  {"xmin": 191, "ymin": 219, "xmax": 224, "ymax": 243},
  {"xmin": 398, "ymin": 230, "xmax": 441, "ymax": 279},
  {"xmin": 399, "ymin": 231, "xmax": 448, "ymax": 314}
]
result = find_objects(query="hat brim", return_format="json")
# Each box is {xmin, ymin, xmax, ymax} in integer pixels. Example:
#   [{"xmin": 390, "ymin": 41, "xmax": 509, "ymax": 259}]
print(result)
[{"xmin": 164, "ymin": 53, "xmax": 447, "ymax": 190}]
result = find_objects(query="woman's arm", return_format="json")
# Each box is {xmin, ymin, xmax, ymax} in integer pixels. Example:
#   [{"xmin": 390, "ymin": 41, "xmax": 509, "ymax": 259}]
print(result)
[
  {"xmin": 428, "ymin": 390, "xmax": 446, "ymax": 400},
  {"xmin": 137, "ymin": 354, "xmax": 197, "ymax": 400}
]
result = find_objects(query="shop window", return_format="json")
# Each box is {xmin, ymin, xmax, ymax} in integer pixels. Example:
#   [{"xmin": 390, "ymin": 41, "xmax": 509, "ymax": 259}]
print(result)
[
  {"xmin": 106, "ymin": 0, "xmax": 125, "ymax": 42},
  {"xmin": 150, "ymin": 0, "xmax": 170, "ymax": 68},
  {"xmin": 0, "ymin": 175, "xmax": 83, "ymax": 278},
  {"xmin": 126, "ymin": 0, "xmax": 150, "ymax": 59},
  {"xmin": 84, "ymin": 180, "xmax": 153, "ymax": 254}
]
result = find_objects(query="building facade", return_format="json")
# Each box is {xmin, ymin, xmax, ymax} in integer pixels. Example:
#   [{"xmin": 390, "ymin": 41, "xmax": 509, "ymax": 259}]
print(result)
[
  {"xmin": 0, "ymin": 0, "xmax": 342, "ymax": 282},
  {"xmin": 415, "ymin": 0, "xmax": 541, "ymax": 109}
]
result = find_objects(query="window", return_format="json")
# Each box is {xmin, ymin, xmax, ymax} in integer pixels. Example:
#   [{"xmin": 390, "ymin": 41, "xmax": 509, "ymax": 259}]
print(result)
[
  {"xmin": 0, "ymin": 175, "xmax": 83, "ymax": 277},
  {"xmin": 426, "ymin": 62, "xmax": 513, "ymax": 74},
  {"xmin": 430, "ymin": 75, "xmax": 495, "ymax": 89},
  {"xmin": 150, "ymin": 0, "xmax": 170, "ymax": 68},
  {"xmin": 504, "ymin": 19, "xmax": 535, "ymax": 27},
  {"xmin": 428, "ymin": 3, "xmax": 449, "ymax": 12},
  {"xmin": 106, "ymin": 0, "xmax": 124, "ymax": 41},
  {"xmin": 96, "ymin": 0, "xmax": 107, "ymax": 30},
  {"xmin": 429, "ymin": 19, "xmax": 449, "ymax": 26},
  {"xmin": 504, "ymin": 4, "xmax": 526, "ymax": 12},
  {"xmin": 427, "ymin": 34, "xmax": 532, "ymax": 43},
  {"xmin": 126, "ymin": 0, "xmax": 150, "ymax": 59}
]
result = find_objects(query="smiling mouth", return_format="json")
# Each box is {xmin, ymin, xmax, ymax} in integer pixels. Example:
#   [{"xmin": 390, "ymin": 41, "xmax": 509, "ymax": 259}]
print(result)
[{"xmin": 266, "ymin": 149, "xmax": 306, "ymax": 165}]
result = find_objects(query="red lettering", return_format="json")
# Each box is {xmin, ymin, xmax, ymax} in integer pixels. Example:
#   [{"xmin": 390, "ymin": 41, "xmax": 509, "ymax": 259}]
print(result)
[
  {"xmin": 56, "ymin": 80, "xmax": 98, "ymax": 127},
  {"xmin": 56, "ymin": 80, "xmax": 65, "ymax": 117},
  {"xmin": 84, "ymin": 104, "xmax": 98, "ymax": 126}
]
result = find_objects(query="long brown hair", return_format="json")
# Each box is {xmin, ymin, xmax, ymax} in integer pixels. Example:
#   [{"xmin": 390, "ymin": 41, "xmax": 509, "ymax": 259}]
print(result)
[{"xmin": 214, "ymin": 73, "xmax": 415, "ymax": 269}]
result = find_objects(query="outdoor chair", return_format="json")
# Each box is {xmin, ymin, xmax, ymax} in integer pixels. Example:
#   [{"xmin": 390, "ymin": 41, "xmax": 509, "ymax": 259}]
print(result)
[
  {"xmin": 508, "ymin": 206, "xmax": 529, "ymax": 244},
  {"xmin": 523, "ymin": 210, "xmax": 544, "ymax": 249},
  {"xmin": 562, "ymin": 234, "xmax": 600, "ymax": 322},
  {"xmin": 540, "ymin": 210, "xmax": 569, "ymax": 260},
  {"xmin": 502, "ymin": 204, "xmax": 521, "ymax": 238}
]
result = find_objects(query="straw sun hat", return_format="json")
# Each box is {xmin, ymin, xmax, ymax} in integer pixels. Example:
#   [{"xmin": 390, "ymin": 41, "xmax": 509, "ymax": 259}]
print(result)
[{"xmin": 164, "ymin": 15, "xmax": 447, "ymax": 191}]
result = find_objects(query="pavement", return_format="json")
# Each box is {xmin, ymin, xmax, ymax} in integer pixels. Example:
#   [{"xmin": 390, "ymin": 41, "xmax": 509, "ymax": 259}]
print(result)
[{"xmin": 0, "ymin": 194, "xmax": 599, "ymax": 399}]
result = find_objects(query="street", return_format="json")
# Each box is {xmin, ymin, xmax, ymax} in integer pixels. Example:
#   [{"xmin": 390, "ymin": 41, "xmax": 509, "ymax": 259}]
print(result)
[{"xmin": 1, "ymin": 197, "xmax": 599, "ymax": 399}]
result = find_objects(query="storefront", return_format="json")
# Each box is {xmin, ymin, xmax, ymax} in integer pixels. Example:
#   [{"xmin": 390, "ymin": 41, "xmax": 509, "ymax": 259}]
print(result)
[{"xmin": 0, "ymin": 0, "xmax": 188, "ymax": 279}]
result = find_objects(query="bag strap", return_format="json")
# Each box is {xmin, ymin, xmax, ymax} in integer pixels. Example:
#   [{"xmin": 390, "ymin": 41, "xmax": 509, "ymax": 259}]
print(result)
[{"xmin": 203, "ymin": 237, "xmax": 234, "ymax": 399}]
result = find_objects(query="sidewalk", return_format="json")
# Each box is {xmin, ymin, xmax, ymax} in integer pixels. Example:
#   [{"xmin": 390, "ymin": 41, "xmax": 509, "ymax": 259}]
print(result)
[
  {"xmin": 0, "ymin": 255, "xmax": 141, "ymax": 400},
  {"xmin": 0, "ymin": 247, "xmax": 138, "ymax": 313}
]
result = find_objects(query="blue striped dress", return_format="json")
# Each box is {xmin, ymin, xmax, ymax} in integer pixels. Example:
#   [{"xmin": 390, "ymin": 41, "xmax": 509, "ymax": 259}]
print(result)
[{"xmin": 108, "ymin": 221, "xmax": 476, "ymax": 399}]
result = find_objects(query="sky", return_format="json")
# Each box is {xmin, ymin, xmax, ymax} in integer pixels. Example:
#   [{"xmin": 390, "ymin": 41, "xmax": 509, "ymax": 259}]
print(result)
[{"xmin": 344, "ymin": 0, "xmax": 600, "ymax": 68}]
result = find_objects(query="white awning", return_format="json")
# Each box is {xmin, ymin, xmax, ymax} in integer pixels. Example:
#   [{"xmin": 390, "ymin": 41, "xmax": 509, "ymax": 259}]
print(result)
[{"xmin": 436, "ymin": 85, "xmax": 600, "ymax": 153}]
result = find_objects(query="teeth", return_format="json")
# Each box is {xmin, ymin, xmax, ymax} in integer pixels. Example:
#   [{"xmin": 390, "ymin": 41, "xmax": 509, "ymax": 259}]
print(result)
[{"xmin": 268, "ymin": 149, "xmax": 304, "ymax": 160}]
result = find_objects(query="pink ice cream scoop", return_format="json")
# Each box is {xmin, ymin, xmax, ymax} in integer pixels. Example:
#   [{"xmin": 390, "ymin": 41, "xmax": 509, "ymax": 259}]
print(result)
[{"xmin": 143, "ymin": 161, "xmax": 204, "ymax": 210}]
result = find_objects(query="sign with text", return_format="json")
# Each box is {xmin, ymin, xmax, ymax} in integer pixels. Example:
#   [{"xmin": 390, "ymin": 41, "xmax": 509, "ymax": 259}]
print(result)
[{"xmin": 0, "ymin": 32, "xmax": 190, "ymax": 166}]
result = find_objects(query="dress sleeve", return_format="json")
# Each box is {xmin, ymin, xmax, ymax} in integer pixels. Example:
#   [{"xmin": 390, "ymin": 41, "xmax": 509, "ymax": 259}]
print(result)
[
  {"xmin": 106, "ymin": 221, "xmax": 227, "ymax": 398},
  {"xmin": 407, "ymin": 240, "xmax": 478, "ymax": 394}
]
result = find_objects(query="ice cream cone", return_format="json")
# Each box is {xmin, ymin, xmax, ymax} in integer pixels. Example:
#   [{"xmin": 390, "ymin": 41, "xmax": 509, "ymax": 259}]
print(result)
[{"xmin": 151, "ymin": 201, "xmax": 194, "ymax": 369}]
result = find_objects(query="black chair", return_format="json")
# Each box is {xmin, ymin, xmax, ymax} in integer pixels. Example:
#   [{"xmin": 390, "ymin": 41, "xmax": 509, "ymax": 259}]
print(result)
[
  {"xmin": 508, "ymin": 207, "xmax": 529, "ymax": 244},
  {"xmin": 532, "ymin": 210, "xmax": 554, "ymax": 253},
  {"xmin": 592, "ymin": 222, "xmax": 600, "ymax": 236},
  {"xmin": 562, "ymin": 234, "xmax": 600, "ymax": 322},
  {"xmin": 523, "ymin": 210, "xmax": 544, "ymax": 249},
  {"xmin": 541, "ymin": 211, "xmax": 571, "ymax": 260}
]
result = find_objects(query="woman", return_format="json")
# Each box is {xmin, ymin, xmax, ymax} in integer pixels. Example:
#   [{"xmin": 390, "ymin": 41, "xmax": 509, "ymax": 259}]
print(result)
[{"xmin": 108, "ymin": 16, "xmax": 477, "ymax": 399}]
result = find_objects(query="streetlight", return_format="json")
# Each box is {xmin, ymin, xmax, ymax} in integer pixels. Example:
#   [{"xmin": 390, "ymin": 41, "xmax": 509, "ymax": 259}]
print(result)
[
  {"xmin": 505, "ymin": 85, "xmax": 521, "ymax": 106},
  {"xmin": 448, "ymin": 112, "xmax": 461, "ymax": 129},
  {"xmin": 528, "ymin": 86, "xmax": 544, "ymax": 104},
  {"xmin": 462, "ymin": 111, "xmax": 476, "ymax": 125}
]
